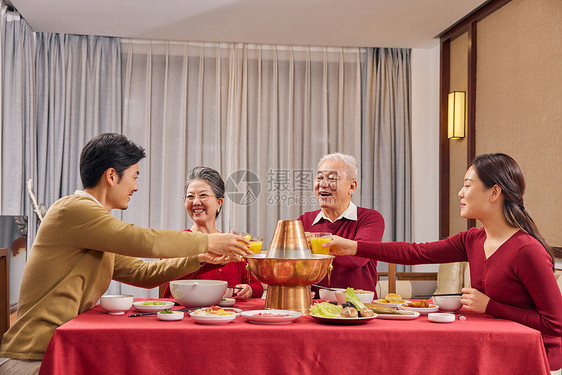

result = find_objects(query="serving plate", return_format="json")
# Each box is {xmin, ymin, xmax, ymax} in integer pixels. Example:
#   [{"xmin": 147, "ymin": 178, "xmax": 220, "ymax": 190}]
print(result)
[
  {"xmin": 189, "ymin": 313, "xmax": 237, "ymax": 325},
  {"xmin": 371, "ymin": 299, "xmax": 411, "ymax": 308},
  {"xmin": 398, "ymin": 304, "xmax": 439, "ymax": 315},
  {"xmin": 240, "ymin": 310, "xmax": 302, "ymax": 324},
  {"xmin": 133, "ymin": 301, "xmax": 175, "ymax": 313},
  {"xmin": 375, "ymin": 311, "xmax": 420, "ymax": 320},
  {"xmin": 194, "ymin": 307, "xmax": 243, "ymax": 314},
  {"xmin": 309, "ymin": 314, "xmax": 377, "ymax": 325}
]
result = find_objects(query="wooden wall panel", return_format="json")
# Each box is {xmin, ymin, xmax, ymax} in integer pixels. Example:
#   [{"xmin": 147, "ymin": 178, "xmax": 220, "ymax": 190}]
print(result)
[{"xmin": 475, "ymin": 0, "xmax": 562, "ymax": 245}]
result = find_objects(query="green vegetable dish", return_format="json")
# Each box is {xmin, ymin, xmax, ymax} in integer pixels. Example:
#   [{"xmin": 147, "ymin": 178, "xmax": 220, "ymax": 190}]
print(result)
[
  {"xmin": 160, "ymin": 309, "xmax": 174, "ymax": 314},
  {"xmin": 310, "ymin": 288, "xmax": 374, "ymax": 319},
  {"xmin": 142, "ymin": 300, "xmax": 167, "ymax": 305},
  {"xmin": 309, "ymin": 302, "xmax": 342, "ymax": 317}
]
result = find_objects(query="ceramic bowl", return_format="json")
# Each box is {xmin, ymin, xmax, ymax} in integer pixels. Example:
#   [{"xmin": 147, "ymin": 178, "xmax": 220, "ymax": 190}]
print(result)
[
  {"xmin": 218, "ymin": 298, "xmax": 236, "ymax": 307},
  {"xmin": 433, "ymin": 295, "xmax": 463, "ymax": 312},
  {"xmin": 318, "ymin": 288, "xmax": 346, "ymax": 302},
  {"xmin": 169, "ymin": 279, "xmax": 228, "ymax": 307},
  {"xmin": 100, "ymin": 294, "xmax": 133, "ymax": 315},
  {"xmin": 335, "ymin": 290, "xmax": 375, "ymax": 305},
  {"xmin": 157, "ymin": 311, "xmax": 184, "ymax": 321}
]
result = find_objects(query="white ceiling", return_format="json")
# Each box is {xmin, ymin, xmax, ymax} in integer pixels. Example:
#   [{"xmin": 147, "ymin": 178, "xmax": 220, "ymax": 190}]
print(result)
[{"xmin": 7, "ymin": 0, "xmax": 487, "ymax": 49}]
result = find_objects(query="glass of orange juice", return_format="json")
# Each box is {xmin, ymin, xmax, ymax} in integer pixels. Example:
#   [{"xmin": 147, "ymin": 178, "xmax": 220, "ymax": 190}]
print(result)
[
  {"xmin": 249, "ymin": 236, "xmax": 263, "ymax": 254},
  {"xmin": 310, "ymin": 232, "xmax": 332, "ymax": 255},
  {"xmin": 232, "ymin": 230, "xmax": 251, "ymax": 248}
]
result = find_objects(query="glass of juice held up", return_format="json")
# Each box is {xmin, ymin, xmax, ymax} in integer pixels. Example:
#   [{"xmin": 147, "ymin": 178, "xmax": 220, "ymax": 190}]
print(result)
[{"xmin": 310, "ymin": 232, "xmax": 332, "ymax": 255}]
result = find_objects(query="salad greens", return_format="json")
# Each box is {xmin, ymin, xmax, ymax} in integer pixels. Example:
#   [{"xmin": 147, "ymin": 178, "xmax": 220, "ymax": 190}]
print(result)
[
  {"xmin": 160, "ymin": 309, "xmax": 174, "ymax": 314},
  {"xmin": 345, "ymin": 288, "xmax": 365, "ymax": 311},
  {"xmin": 309, "ymin": 302, "xmax": 342, "ymax": 317},
  {"xmin": 142, "ymin": 300, "xmax": 166, "ymax": 305}
]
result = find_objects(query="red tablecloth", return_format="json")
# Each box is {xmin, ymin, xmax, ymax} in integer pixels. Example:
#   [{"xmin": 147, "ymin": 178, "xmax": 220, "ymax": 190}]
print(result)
[{"xmin": 39, "ymin": 298, "xmax": 550, "ymax": 375}]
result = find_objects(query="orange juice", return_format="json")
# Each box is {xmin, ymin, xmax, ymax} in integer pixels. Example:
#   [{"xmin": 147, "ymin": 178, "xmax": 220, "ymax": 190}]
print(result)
[
  {"xmin": 249, "ymin": 240, "xmax": 263, "ymax": 254},
  {"xmin": 310, "ymin": 236, "xmax": 331, "ymax": 255}
]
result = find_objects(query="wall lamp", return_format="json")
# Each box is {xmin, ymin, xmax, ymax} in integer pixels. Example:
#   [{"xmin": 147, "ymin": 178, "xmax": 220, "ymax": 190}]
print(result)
[{"xmin": 448, "ymin": 91, "xmax": 466, "ymax": 139}]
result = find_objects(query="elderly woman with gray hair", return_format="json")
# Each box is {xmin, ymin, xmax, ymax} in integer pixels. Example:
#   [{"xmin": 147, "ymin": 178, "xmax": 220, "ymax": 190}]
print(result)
[
  {"xmin": 298, "ymin": 153, "xmax": 385, "ymax": 297},
  {"xmin": 162, "ymin": 167, "xmax": 263, "ymax": 300}
]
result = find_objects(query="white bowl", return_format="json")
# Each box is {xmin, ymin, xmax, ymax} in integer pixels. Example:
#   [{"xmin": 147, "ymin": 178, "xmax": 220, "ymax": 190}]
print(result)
[
  {"xmin": 433, "ymin": 295, "xmax": 463, "ymax": 312},
  {"xmin": 318, "ymin": 288, "xmax": 346, "ymax": 303},
  {"xmin": 157, "ymin": 311, "xmax": 184, "ymax": 321},
  {"xmin": 100, "ymin": 294, "xmax": 133, "ymax": 315},
  {"xmin": 133, "ymin": 300, "xmax": 175, "ymax": 312},
  {"xmin": 218, "ymin": 298, "xmax": 236, "ymax": 307},
  {"xmin": 428, "ymin": 312, "xmax": 455, "ymax": 323},
  {"xmin": 335, "ymin": 290, "xmax": 375, "ymax": 305},
  {"xmin": 169, "ymin": 280, "xmax": 228, "ymax": 307}
]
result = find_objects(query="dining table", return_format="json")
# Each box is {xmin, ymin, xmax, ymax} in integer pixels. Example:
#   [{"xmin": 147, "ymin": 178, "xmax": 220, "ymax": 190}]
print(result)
[{"xmin": 39, "ymin": 298, "xmax": 551, "ymax": 375}]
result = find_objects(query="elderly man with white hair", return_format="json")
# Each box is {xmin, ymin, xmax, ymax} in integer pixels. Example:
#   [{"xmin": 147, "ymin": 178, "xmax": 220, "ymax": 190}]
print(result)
[{"xmin": 298, "ymin": 153, "xmax": 384, "ymax": 297}]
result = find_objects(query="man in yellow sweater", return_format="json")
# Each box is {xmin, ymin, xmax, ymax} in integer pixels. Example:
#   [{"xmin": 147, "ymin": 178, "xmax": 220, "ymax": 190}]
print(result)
[{"xmin": 0, "ymin": 133, "xmax": 251, "ymax": 374}]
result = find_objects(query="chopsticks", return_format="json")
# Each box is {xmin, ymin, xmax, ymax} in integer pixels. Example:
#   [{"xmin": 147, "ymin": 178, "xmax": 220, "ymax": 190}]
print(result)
[
  {"xmin": 128, "ymin": 308, "xmax": 196, "ymax": 317},
  {"xmin": 311, "ymin": 284, "xmax": 337, "ymax": 291},
  {"xmin": 228, "ymin": 286, "xmax": 244, "ymax": 290},
  {"xmin": 414, "ymin": 293, "xmax": 463, "ymax": 298}
]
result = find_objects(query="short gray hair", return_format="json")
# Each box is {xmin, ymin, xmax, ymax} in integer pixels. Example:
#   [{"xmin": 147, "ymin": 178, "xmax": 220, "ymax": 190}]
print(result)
[
  {"xmin": 316, "ymin": 153, "xmax": 358, "ymax": 181},
  {"xmin": 185, "ymin": 166, "xmax": 225, "ymax": 218},
  {"xmin": 185, "ymin": 167, "xmax": 225, "ymax": 199}
]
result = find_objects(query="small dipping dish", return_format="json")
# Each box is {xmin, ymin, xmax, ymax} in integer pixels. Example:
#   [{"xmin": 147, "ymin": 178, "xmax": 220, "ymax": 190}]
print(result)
[
  {"xmin": 428, "ymin": 312, "xmax": 455, "ymax": 323},
  {"xmin": 219, "ymin": 298, "xmax": 236, "ymax": 307},
  {"xmin": 157, "ymin": 311, "xmax": 184, "ymax": 321}
]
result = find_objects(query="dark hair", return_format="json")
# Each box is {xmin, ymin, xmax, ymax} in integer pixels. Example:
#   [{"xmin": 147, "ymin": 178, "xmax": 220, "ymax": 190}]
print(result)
[
  {"xmin": 80, "ymin": 133, "xmax": 146, "ymax": 188},
  {"xmin": 471, "ymin": 153, "xmax": 553, "ymax": 262},
  {"xmin": 186, "ymin": 167, "xmax": 225, "ymax": 217}
]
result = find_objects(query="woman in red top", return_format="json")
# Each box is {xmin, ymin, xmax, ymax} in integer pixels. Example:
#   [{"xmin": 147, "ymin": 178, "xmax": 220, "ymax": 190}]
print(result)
[
  {"xmin": 328, "ymin": 153, "xmax": 562, "ymax": 373},
  {"xmin": 162, "ymin": 167, "xmax": 263, "ymax": 299}
]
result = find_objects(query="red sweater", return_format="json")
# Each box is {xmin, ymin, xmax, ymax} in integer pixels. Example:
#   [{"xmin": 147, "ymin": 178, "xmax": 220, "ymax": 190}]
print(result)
[
  {"xmin": 162, "ymin": 230, "xmax": 263, "ymax": 299},
  {"xmin": 356, "ymin": 227, "xmax": 562, "ymax": 371},
  {"xmin": 298, "ymin": 207, "xmax": 384, "ymax": 295}
]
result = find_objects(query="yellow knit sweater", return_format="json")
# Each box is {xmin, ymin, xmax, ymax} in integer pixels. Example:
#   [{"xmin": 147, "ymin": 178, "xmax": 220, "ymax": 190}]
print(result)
[{"xmin": 0, "ymin": 194, "xmax": 207, "ymax": 360}]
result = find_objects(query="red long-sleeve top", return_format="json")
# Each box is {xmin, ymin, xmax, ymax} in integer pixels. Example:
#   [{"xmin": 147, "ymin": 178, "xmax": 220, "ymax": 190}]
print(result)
[
  {"xmin": 298, "ymin": 207, "xmax": 384, "ymax": 295},
  {"xmin": 162, "ymin": 230, "xmax": 263, "ymax": 298},
  {"xmin": 356, "ymin": 227, "xmax": 562, "ymax": 371}
]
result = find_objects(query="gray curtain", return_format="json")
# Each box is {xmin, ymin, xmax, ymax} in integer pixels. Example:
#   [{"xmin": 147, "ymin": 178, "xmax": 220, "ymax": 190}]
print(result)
[
  {"xmin": 0, "ymin": 4, "xmax": 122, "ymax": 243},
  {"xmin": 1, "ymin": 6, "xmax": 35, "ymax": 238},
  {"xmin": 361, "ymin": 48, "xmax": 412, "ymax": 272},
  {"xmin": 33, "ymin": 32, "xmax": 121, "ymax": 210},
  {"xmin": 1, "ymin": 7, "xmax": 411, "ymax": 296}
]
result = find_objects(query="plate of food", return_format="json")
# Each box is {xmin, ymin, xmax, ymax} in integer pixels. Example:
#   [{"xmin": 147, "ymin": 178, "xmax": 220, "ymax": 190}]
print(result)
[
  {"xmin": 365, "ymin": 304, "xmax": 420, "ymax": 320},
  {"xmin": 308, "ymin": 301, "xmax": 377, "ymax": 325},
  {"xmin": 189, "ymin": 305, "xmax": 242, "ymax": 324},
  {"xmin": 309, "ymin": 314, "xmax": 377, "ymax": 325},
  {"xmin": 133, "ymin": 300, "xmax": 175, "ymax": 313},
  {"xmin": 399, "ymin": 300, "xmax": 439, "ymax": 314},
  {"xmin": 371, "ymin": 293, "xmax": 409, "ymax": 307},
  {"xmin": 240, "ymin": 310, "xmax": 302, "ymax": 324}
]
